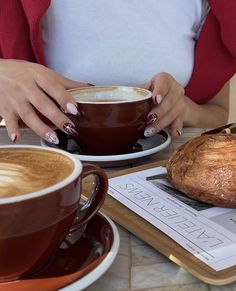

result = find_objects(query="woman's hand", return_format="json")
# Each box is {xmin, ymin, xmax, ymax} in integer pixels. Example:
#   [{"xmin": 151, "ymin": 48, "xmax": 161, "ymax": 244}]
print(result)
[
  {"xmin": 142, "ymin": 72, "xmax": 186, "ymax": 138},
  {"xmin": 141, "ymin": 72, "xmax": 229, "ymax": 138},
  {"xmin": 0, "ymin": 59, "xmax": 89, "ymax": 143}
]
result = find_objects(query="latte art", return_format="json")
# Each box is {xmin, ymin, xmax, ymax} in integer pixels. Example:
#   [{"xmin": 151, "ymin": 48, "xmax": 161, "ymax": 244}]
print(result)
[
  {"xmin": 0, "ymin": 163, "xmax": 52, "ymax": 196},
  {"xmin": 0, "ymin": 149, "xmax": 74, "ymax": 198}
]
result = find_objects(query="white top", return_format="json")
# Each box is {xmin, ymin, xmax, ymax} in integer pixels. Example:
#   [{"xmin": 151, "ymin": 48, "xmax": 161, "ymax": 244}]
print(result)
[{"xmin": 41, "ymin": 0, "xmax": 208, "ymax": 87}]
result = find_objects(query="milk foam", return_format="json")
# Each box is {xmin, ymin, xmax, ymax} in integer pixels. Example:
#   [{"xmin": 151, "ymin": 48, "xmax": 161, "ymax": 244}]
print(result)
[
  {"xmin": 0, "ymin": 163, "xmax": 48, "ymax": 197},
  {"xmin": 0, "ymin": 149, "xmax": 74, "ymax": 198},
  {"xmin": 72, "ymin": 86, "xmax": 151, "ymax": 103}
]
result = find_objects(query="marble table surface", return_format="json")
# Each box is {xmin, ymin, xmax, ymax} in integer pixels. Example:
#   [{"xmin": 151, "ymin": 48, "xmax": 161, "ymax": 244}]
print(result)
[{"xmin": 1, "ymin": 126, "xmax": 236, "ymax": 291}]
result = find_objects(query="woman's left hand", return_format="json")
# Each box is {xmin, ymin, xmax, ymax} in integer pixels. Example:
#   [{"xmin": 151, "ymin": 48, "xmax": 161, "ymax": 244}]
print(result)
[{"xmin": 142, "ymin": 72, "xmax": 187, "ymax": 138}]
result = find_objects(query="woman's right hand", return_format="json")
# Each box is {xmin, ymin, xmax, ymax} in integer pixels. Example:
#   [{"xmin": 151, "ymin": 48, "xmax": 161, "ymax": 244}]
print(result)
[{"xmin": 0, "ymin": 59, "xmax": 88, "ymax": 143}]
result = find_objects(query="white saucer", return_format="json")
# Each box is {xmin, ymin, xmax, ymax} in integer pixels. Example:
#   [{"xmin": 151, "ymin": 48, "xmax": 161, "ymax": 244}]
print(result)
[
  {"xmin": 40, "ymin": 130, "xmax": 171, "ymax": 167},
  {"xmin": 61, "ymin": 214, "xmax": 120, "ymax": 291}
]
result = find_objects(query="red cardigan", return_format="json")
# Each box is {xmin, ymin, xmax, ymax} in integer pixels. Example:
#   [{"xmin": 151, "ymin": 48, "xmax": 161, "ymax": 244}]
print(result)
[{"xmin": 0, "ymin": 0, "xmax": 235, "ymax": 104}]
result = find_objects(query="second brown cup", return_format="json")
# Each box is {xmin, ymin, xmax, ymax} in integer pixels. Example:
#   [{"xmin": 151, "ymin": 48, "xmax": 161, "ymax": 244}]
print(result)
[{"xmin": 67, "ymin": 86, "xmax": 153, "ymax": 155}]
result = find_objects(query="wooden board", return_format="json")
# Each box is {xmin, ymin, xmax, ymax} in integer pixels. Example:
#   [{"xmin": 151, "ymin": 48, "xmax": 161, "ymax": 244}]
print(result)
[{"xmin": 83, "ymin": 160, "xmax": 236, "ymax": 286}]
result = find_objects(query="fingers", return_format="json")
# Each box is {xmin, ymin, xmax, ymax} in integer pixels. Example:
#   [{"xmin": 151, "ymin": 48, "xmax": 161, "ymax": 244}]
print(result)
[
  {"xmin": 144, "ymin": 104, "xmax": 183, "ymax": 138},
  {"xmin": 19, "ymin": 67, "xmax": 82, "ymax": 139},
  {"xmin": 0, "ymin": 89, "xmax": 21, "ymax": 142},
  {"xmin": 170, "ymin": 118, "xmax": 183, "ymax": 138},
  {"xmin": 150, "ymin": 73, "xmax": 172, "ymax": 104},
  {"xmin": 1, "ymin": 88, "xmax": 78, "ymax": 144},
  {"xmin": 155, "ymin": 82, "xmax": 184, "ymax": 114},
  {"xmin": 2, "ymin": 105, "xmax": 60, "ymax": 145},
  {"xmin": 18, "ymin": 87, "xmax": 79, "ymax": 139},
  {"xmin": 34, "ymin": 74, "xmax": 78, "ymax": 115},
  {"xmin": 144, "ymin": 73, "xmax": 185, "ymax": 137},
  {"xmin": 18, "ymin": 103, "xmax": 60, "ymax": 144},
  {"xmin": 33, "ymin": 67, "xmax": 89, "ymax": 114},
  {"xmin": 25, "ymin": 83, "xmax": 74, "ymax": 120},
  {"xmin": 0, "ymin": 60, "xmax": 84, "ymax": 143},
  {"xmin": 4, "ymin": 113, "xmax": 20, "ymax": 142}
]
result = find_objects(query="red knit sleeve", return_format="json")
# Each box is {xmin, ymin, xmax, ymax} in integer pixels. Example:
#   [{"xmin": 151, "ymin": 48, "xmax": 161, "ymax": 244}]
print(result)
[
  {"xmin": 0, "ymin": 0, "xmax": 36, "ymax": 61},
  {"xmin": 0, "ymin": 0, "xmax": 50, "ymax": 64},
  {"xmin": 207, "ymin": 0, "xmax": 236, "ymax": 58},
  {"xmin": 185, "ymin": 0, "xmax": 236, "ymax": 104}
]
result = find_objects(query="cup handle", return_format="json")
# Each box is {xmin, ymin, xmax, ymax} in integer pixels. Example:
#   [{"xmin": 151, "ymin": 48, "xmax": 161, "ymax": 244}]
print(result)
[{"xmin": 69, "ymin": 163, "xmax": 108, "ymax": 232}]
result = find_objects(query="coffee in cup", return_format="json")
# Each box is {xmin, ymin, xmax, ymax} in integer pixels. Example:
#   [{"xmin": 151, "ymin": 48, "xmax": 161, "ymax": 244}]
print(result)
[
  {"xmin": 0, "ymin": 145, "xmax": 107, "ymax": 282},
  {"xmin": 0, "ymin": 147, "xmax": 73, "ymax": 198},
  {"xmin": 67, "ymin": 86, "xmax": 152, "ymax": 155}
]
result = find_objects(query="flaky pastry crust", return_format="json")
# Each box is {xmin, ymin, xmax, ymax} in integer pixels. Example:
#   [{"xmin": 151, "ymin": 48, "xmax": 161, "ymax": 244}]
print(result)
[{"xmin": 166, "ymin": 134, "xmax": 236, "ymax": 207}]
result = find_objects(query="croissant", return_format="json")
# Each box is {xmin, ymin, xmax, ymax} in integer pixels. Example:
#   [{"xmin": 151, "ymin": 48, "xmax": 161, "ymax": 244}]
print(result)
[{"xmin": 166, "ymin": 134, "xmax": 236, "ymax": 207}]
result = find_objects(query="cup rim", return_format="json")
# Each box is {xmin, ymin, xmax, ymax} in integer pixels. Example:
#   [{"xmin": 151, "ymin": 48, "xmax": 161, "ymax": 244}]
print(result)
[
  {"xmin": 68, "ymin": 86, "xmax": 152, "ymax": 104},
  {"xmin": 0, "ymin": 145, "xmax": 82, "ymax": 204}
]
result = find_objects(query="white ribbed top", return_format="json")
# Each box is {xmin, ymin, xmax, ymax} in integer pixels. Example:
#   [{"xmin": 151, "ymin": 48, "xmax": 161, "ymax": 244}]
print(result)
[{"xmin": 41, "ymin": 0, "xmax": 208, "ymax": 87}]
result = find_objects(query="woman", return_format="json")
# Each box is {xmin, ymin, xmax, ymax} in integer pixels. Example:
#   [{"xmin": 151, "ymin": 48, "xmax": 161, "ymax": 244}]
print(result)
[{"xmin": 0, "ymin": 0, "xmax": 235, "ymax": 144}]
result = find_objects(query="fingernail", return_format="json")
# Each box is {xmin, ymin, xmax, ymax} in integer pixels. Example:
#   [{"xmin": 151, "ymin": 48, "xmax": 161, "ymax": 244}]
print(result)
[
  {"xmin": 147, "ymin": 113, "xmax": 158, "ymax": 126},
  {"xmin": 66, "ymin": 102, "xmax": 78, "ymax": 115},
  {"xmin": 222, "ymin": 128, "xmax": 231, "ymax": 134},
  {"xmin": 45, "ymin": 132, "xmax": 59, "ymax": 144},
  {"xmin": 156, "ymin": 94, "xmax": 163, "ymax": 104},
  {"xmin": 10, "ymin": 133, "xmax": 17, "ymax": 143},
  {"xmin": 63, "ymin": 123, "xmax": 78, "ymax": 137},
  {"xmin": 177, "ymin": 129, "xmax": 182, "ymax": 136},
  {"xmin": 144, "ymin": 126, "xmax": 156, "ymax": 137}
]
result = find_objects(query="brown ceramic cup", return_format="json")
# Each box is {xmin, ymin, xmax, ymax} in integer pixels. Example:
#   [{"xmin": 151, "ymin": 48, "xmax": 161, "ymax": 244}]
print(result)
[
  {"xmin": 0, "ymin": 145, "xmax": 107, "ymax": 282},
  {"xmin": 67, "ymin": 86, "xmax": 153, "ymax": 155}
]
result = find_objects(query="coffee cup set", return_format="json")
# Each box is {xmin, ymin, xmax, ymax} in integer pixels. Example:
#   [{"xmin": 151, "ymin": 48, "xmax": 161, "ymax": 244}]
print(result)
[
  {"xmin": 41, "ymin": 86, "xmax": 171, "ymax": 167},
  {"xmin": 0, "ymin": 86, "xmax": 170, "ymax": 289}
]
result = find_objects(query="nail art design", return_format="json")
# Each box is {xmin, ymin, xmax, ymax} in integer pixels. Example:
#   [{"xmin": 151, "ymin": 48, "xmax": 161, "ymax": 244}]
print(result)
[
  {"xmin": 63, "ymin": 123, "xmax": 78, "ymax": 137},
  {"xmin": 10, "ymin": 133, "xmax": 17, "ymax": 143},
  {"xmin": 45, "ymin": 132, "xmax": 59, "ymax": 144},
  {"xmin": 177, "ymin": 129, "xmax": 182, "ymax": 136},
  {"xmin": 144, "ymin": 127, "xmax": 156, "ymax": 137},
  {"xmin": 66, "ymin": 102, "xmax": 78, "ymax": 115},
  {"xmin": 156, "ymin": 94, "xmax": 163, "ymax": 104},
  {"xmin": 147, "ymin": 113, "xmax": 158, "ymax": 126}
]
